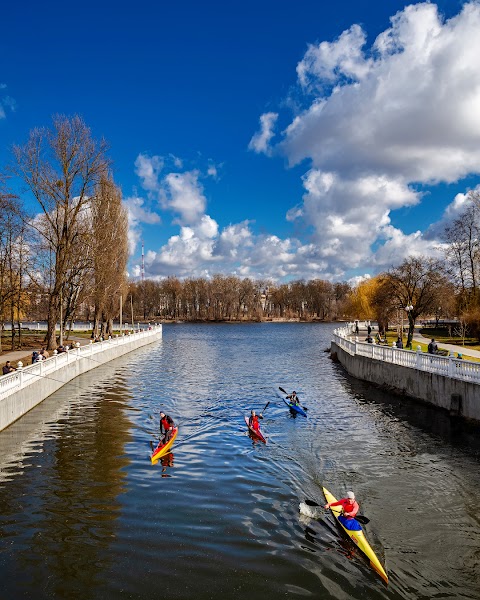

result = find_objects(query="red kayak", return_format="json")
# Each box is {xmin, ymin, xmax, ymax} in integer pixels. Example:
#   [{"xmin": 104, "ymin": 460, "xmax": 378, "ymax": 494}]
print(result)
[
  {"xmin": 151, "ymin": 427, "xmax": 179, "ymax": 463},
  {"xmin": 244, "ymin": 415, "xmax": 267, "ymax": 443}
]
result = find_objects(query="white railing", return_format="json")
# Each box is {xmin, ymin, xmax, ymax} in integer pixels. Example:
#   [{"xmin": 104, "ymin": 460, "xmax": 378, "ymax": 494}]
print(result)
[
  {"xmin": 332, "ymin": 323, "xmax": 480, "ymax": 385},
  {"xmin": 0, "ymin": 325, "xmax": 162, "ymax": 400}
]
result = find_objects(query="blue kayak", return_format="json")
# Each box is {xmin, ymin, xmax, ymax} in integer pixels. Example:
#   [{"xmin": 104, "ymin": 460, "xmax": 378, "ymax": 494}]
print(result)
[{"xmin": 283, "ymin": 398, "xmax": 307, "ymax": 417}]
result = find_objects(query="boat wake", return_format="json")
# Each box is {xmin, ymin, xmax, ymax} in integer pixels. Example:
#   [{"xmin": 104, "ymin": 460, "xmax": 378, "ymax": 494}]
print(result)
[{"xmin": 299, "ymin": 501, "xmax": 322, "ymax": 519}]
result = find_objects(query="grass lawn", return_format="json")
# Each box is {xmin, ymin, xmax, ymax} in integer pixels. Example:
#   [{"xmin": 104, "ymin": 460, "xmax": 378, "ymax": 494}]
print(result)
[
  {"xmin": 419, "ymin": 327, "xmax": 480, "ymax": 351},
  {"xmin": 381, "ymin": 328, "xmax": 480, "ymax": 362}
]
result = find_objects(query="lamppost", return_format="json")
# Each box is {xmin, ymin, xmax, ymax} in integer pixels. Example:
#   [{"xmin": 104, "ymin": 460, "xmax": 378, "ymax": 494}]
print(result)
[
  {"xmin": 405, "ymin": 304, "xmax": 413, "ymax": 347},
  {"xmin": 435, "ymin": 306, "xmax": 441, "ymax": 328}
]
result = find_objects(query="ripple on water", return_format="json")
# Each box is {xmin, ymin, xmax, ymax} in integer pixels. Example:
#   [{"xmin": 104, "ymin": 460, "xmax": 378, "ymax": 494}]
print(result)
[{"xmin": 0, "ymin": 323, "xmax": 479, "ymax": 600}]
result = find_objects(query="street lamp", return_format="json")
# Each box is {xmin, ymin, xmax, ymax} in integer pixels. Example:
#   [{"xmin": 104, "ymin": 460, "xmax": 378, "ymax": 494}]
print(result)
[
  {"xmin": 405, "ymin": 305, "xmax": 413, "ymax": 348},
  {"xmin": 436, "ymin": 306, "xmax": 441, "ymax": 327}
]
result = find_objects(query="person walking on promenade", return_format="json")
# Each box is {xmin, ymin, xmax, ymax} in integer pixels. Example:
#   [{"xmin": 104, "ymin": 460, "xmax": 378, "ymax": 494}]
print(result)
[{"xmin": 428, "ymin": 339, "xmax": 438, "ymax": 354}]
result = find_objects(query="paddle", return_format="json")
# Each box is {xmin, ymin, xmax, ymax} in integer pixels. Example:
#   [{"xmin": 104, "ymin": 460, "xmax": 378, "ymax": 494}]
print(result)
[
  {"xmin": 278, "ymin": 387, "xmax": 308, "ymax": 411},
  {"xmin": 305, "ymin": 499, "xmax": 370, "ymax": 525},
  {"xmin": 261, "ymin": 401, "xmax": 270, "ymax": 414}
]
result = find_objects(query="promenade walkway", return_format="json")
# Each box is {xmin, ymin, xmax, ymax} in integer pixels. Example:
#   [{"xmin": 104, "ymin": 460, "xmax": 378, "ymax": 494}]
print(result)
[
  {"xmin": 0, "ymin": 337, "xmax": 91, "ymax": 368},
  {"xmin": 412, "ymin": 331, "xmax": 480, "ymax": 359},
  {"xmin": 354, "ymin": 322, "xmax": 480, "ymax": 359}
]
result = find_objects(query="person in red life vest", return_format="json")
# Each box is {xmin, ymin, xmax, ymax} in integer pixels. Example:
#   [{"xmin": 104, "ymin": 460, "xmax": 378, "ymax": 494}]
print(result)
[
  {"xmin": 324, "ymin": 491, "xmax": 360, "ymax": 530},
  {"xmin": 248, "ymin": 410, "xmax": 263, "ymax": 432},
  {"xmin": 159, "ymin": 411, "xmax": 175, "ymax": 444}
]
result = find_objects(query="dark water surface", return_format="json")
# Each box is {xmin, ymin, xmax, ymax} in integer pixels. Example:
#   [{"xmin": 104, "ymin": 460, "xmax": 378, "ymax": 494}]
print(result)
[{"xmin": 0, "ymin": 323, "xmax": 479, "ymax": 599}]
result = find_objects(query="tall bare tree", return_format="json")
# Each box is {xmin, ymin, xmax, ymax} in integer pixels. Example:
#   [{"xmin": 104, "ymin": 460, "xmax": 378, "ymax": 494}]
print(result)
[
  {"xmin": 91, "ymin": 174, "xmax": 129, "ymax": 337},
  {"xmin": 14, "ymin": 115, "xmax": 109, "ymax": 349}
]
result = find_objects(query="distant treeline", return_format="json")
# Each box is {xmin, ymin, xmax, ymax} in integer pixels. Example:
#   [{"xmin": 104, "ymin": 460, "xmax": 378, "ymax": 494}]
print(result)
[{"xmin": 128, "ymin": 276, "xmax": 351, "ymax": 322}]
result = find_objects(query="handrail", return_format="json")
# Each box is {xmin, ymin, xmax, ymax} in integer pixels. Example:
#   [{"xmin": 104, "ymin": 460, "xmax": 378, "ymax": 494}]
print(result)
[
  {"xmin": 332, "ymin": 324, "xmax": 480, "ymax": 384},
  {"xmin": 0, "ymin": 325, "xmax": 163, "ymax": 400}
]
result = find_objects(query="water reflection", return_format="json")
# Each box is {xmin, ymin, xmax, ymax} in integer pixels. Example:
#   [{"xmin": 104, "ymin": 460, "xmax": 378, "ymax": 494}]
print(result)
[
  {"xmin": 0, "ymin": 369, "xmax": 132, "ymax": 600},
  {"xmin": 0, "ymin": 323, "xmax": 479, "ymax": 600},
  {"xmin": 340, "ymin": 370, "xmax": 480, "ymax": 457},
  {"xmin": 159, "ymin": 452, "xmax": 175, "ymax": 477}
]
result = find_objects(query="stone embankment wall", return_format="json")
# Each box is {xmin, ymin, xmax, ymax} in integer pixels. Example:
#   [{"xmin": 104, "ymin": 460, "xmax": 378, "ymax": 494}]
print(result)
[
  {"xmin": 0, "ymin": 326, "xmax": 162, "ymax": 432},
  {"xmin": 331, "ymin": 340, "xmax": 480, "ymax": 422}
]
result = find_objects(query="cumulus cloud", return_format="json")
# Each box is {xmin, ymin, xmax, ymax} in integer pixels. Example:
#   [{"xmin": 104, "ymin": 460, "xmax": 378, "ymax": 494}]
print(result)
[
  {"xmin": 297, "ymin": 24, "xmax": 372, "ymax": 88},
  {"xmin": 284, "ymin": 3, "xmax": 480, "ymax": 183},
  {"xmin": 134, "ymin": 154, "xmax": 164, "ymax": 194},
  {"xmin": 251, "ymin": 2, "xmax": 480, "ymax": 276},
  {"xmin": 424, "ymin": 185, "xmax": 480, "ymax": 239},
  {"xmin": 248, "ymin": 112, "xmax": 279, "ymax": 155},
  {"xmin": 124, "ymin": 195, "xmax": 161, "ymax": 254},
  {"xmin": 162, "ymin": 171, "xmax": 206, "ymax": 225},
  {"xmin": 139, "ymin": 0, "xmax": 480, "ymax": 286},
  {"xmin": 144, "ymin": 218, "xmax": 334, "ymax": 281}
]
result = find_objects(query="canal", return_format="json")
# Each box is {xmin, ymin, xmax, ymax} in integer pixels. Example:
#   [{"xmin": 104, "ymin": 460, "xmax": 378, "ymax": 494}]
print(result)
[{"xmin": 0, "ymin": 323, "xmax": 478, "ymax": 599}]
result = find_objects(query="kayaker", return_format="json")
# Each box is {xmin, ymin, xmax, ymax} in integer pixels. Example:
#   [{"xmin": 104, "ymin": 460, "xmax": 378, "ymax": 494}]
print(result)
[
  {"xmin": 324, "ymin": 491, "xmax": 359, "ymax": 526},
  {"xmin": 159, "ymin": 411, "xmax": 175, "ymax": 444},
  {"xmin": 248, "ymin": 410, "xmax": 263, "ymax": 432},
  {"xmin": 286, "ymin": 391, "xmax": 300, "ymax": 406}
]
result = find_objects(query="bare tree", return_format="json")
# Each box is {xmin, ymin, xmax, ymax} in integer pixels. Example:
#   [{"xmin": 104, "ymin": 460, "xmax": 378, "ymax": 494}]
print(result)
[
  {"xmin": 386, "ymin": 256, "xmax": 448, "ymax": 348},
  {"xmin": 443, "ymin": 201, "xmax": 480, "ymax": 309},
  {"xmin": 14, "ymin": 115, "xmax": 109, "ymax": 349},
  {"xmin": 91, "ymin": 174, "xmax": 129, "ymax": 337},
  {"xmin": 0, "ymin": 180, "xmax": 30, "ymax": 351}
]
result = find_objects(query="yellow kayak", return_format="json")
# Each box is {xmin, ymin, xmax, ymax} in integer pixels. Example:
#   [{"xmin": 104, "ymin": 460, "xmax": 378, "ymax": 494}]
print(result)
[
  {"xmin": 323, "ymin": 486, "xmax": 388, "ymax": 585},
  {"xmin": 151, "ymin": 427, "xmax": 178, "ymax": 463}
]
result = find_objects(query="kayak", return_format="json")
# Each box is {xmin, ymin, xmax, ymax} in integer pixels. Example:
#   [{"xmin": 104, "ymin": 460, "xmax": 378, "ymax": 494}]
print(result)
[
  {"xmin": 282, "ymin": 398, "xmax": 307, "ymax": 418},
  {"xmin": 244, "ymin": 415, "xmax": 267, "ymax": 443},
  {"xmin": 151, "ymin": 427, "xmax": 179, "ymax": 463},
  {"xmin": 323, "ymin": 486, "xmax": 388, "ymax": 585}
]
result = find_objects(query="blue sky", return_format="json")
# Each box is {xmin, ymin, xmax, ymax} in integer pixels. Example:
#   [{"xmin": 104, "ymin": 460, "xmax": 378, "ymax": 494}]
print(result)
[{"xmin": 1, "ymin": 0, "xmax": 479, "ymax": 283}]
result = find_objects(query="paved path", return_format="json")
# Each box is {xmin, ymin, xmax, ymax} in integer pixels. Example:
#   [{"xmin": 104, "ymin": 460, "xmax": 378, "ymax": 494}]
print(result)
[
  {"xmin": 412, "ymin": 331, "xmax": 480, "ymax": 359},
  {"xmin": 351, "ymin": 322, "xmax": 480, "ymax": 359}
]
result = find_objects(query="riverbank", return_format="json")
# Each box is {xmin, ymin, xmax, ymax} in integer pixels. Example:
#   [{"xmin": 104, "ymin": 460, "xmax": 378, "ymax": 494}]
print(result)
[
  {"xmin": 331, "ymin": 324, "xmax": 480, "ymax": 422},
  {"xmin": 0, "ymin": 326, "xmax": 162, "ymax": 432}
]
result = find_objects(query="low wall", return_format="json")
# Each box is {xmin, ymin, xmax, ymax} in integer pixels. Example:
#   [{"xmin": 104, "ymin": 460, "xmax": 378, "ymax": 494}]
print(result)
[
  {"xmin": 331, "ymin": 341, "xmax": 480, "ymax": 422},
  {"xmin": 0, "ymin": 326, "xmax": 162, "ymax": 432}
]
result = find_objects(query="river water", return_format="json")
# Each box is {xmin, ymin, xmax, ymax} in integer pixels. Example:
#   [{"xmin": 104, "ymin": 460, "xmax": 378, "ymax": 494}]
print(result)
[{"xmin": 0, "ymin": 323, "xmax": 479, "ymax": 599}]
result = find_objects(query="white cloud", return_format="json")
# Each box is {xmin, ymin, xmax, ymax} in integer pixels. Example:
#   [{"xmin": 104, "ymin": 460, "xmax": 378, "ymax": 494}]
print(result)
[
  {"xmin": 248, "ymin": 112, "xmax": 279, "ymax": 155},
  {"xmin": 134, "ymin": 154, "xmax": 164, "ymax": 194},
  {"xmin": 162, "ymin": 171, "xmax": 206, "ymax": 225},
  {"xmin": 124, "ymin": 195, "xmax": 161, "ymax": 254},
  {"xmin": 132, "ymin": 3, "xmax": 480, "ymax": 282},
  {"xmin": 372, "ymin": 225, "xmax": 442, "ymax": 267},
  {"xmin": 248, "ymin": 2, "xmax": 480, "ymax": 276},
  {"xmin": 423, "ymin": 185, "xmax": 480, "ymax": 240},
  {"xmin": 297, "ymin": 24, "xmax": 372, "ymax": 88},
  {"xmin": 207, "ymin": 164, "xmax": 218, "ymax": 178},
  {"xmin": 284, "ymin": 3, "xmax": 480, "ymax": 183},
  {"xmin": 144, "ymin": 216, "xmax": 344, "ymax": 281}
]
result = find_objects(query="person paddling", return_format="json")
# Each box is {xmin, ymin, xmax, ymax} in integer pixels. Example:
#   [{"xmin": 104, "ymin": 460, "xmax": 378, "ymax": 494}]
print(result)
[
  {"xmin": 248, "ymin": 410, "xmax": 263, "ymax": 432},
  {"xmin": 286, "ymin": 391, "xmax": 300, "ymax": 406},
  {"xmin": 159, "ymin": 411, "xmax": 175, "ymax": 444},
  {"xmin": 324, "ymin": 491, "xmax": 359, "ymax": 527}
]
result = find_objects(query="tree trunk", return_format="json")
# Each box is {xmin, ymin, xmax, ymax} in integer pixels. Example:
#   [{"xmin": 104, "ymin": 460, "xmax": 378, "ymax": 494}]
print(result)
[{"xmin": 46, "ymin": 293, "xmax": 59, "ymax": 350}]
